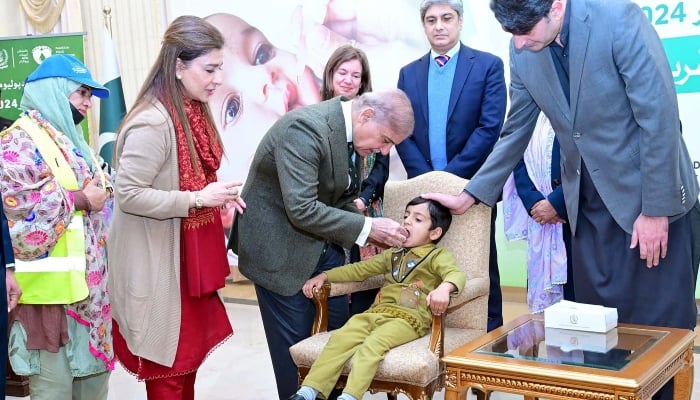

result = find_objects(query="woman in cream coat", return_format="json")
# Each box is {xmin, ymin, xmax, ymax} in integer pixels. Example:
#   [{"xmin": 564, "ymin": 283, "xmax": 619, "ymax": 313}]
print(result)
[{"xmin": 107, "ymin": 16, "xmax": 245, "ymax": 399}]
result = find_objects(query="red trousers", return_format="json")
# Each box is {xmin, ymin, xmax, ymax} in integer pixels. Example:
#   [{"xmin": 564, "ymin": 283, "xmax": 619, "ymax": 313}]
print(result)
[{"xmin": 144, "ymin": 371, "xmax": 196, "ymax": 400}]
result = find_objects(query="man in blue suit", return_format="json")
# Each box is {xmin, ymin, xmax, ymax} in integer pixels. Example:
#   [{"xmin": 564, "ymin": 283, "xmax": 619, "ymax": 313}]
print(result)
[{"xmin": 396, "ymin": 0, "xmax": 507, "ymax": 331}]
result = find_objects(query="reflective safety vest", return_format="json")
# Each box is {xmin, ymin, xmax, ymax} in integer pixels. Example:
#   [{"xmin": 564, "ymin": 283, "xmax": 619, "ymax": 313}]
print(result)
[{"xmin": 9, "ymin": 115, "xmax": 89, "ymax": 304}]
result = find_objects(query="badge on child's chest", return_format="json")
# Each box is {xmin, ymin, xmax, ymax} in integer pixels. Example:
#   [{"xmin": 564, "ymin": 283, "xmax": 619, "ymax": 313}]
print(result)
[
  {"xmin": 392, "ymin": 250, "xmax": 421, "ymax": 282},
  {"xmin": 391, "ymin": 252, "xmax": 402, "ymax": 273},
  {"xmin": 398, "ymin": 283, "xmax": 422, "ymax": 309}
]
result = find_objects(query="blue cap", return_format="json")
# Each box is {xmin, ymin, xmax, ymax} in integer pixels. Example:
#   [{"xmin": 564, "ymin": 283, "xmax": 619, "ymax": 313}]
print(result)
[{"xmin": 25, "ymin": 54, "xmax": 110, "ymax": 99}]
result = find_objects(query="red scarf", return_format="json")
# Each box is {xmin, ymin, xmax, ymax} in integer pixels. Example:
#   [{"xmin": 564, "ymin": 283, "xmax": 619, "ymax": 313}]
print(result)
[{"xmin": 170, "ymin": 97, "xmax": 229, "ymax": 297}]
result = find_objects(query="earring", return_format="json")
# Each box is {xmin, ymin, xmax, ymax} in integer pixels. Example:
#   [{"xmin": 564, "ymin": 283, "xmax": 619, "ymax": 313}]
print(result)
[{"xmin": 176, "ymin": 74, "xmax": 182, "ymax": 80}]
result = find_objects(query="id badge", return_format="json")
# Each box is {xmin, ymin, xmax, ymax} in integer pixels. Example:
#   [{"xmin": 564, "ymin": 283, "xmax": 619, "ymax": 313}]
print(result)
[{"xmin": 398, "ymin": 283, "xmax": 421, "ymax": 309}]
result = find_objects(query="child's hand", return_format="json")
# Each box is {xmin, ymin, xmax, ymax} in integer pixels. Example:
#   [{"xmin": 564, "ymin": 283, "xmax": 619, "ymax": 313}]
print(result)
[
  {"xmin": 426, "ymin": 282, "xmax": 456, "ymax": 315},
  {"xmin": 302, "ymin": 273, "xmax": 328, "ymax": 298}
]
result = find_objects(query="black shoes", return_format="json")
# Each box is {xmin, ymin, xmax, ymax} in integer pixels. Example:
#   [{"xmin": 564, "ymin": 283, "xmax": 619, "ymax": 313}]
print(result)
[{"xmin": 287, "ymin": 394, "xmax": 306, "ymax": 400}]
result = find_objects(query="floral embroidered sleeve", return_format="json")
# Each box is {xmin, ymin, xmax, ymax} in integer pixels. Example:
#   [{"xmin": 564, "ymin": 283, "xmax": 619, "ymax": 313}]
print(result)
[{"xmin": 0, "ymin": 123, "xmax": 75, "ymax": 260}]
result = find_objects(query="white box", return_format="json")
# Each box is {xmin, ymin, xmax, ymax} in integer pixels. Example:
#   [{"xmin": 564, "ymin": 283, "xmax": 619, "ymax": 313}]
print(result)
[
  {"xmin": 543, "ymin": 300, "xmax": 618, "ymax": 333},
  {"xmin": 545, "ymin": 327, "xmax": 619, "ymax": 353}
]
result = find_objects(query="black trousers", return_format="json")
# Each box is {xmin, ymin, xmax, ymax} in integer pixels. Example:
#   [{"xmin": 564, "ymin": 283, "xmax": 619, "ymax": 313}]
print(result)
[
  {"xmin": 573, "ymin": 165, "xmax": 696, "ymax": 329},
  {"xmin": 255, "ymin": 243, "xmax": 349, "ymax": 400},
  {"xmin": 562, "ymin": 220, "xmax": 575, "ymax": 301},
  {"xmin": 573, "ymin": 164, "xmax": 696, "ymax": 400},
  {"xmin": 487, "ymin": 207, "xmax": 503, "ymax": 331},
  {"xmin": 689, "ymin": 200, "xmax": 700, "ymax": 283}
]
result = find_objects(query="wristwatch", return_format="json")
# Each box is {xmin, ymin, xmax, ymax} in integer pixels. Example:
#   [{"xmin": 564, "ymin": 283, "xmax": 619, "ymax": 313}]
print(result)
[{"xmin": 194, "ymin": 192, "xmax": 204, "ymax": 209}]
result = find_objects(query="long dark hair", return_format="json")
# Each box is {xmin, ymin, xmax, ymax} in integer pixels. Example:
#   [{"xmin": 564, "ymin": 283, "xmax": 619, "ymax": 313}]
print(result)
[{"xmin": 119, "ymin": 15, "xmax": 224, "ymax": 167}]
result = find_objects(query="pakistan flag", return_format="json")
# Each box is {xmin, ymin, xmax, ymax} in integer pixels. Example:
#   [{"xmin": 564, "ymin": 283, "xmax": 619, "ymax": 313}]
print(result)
[{"xmin": 99, "ymin": 26, "xmax": 126, "ymax": 165}]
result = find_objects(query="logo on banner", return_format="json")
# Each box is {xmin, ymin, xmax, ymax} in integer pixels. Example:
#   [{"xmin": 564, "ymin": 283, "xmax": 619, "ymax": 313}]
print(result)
[
  {"xmin": 0, "ymin": 49, "xmax": 8, "ymax": 70},
  {"xmin": 31, "ymin": 45, "xmax": 52, "ymax": 64}
]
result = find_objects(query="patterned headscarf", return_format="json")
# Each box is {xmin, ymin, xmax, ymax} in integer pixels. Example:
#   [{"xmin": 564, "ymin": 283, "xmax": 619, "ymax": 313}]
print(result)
[{"xmin": 20, "ymin": 77, "xmax": 94, "ymax": 168}]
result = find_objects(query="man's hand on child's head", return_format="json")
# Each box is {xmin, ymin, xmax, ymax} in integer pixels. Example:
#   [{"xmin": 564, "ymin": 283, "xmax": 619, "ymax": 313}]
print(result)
[
  {"xmin": 426, "ymin": 282, "xmax": 457, "ymax": 315},
  {"xmin": 302, "ymin": 273, "xmax": 328, "ymax": 298}
]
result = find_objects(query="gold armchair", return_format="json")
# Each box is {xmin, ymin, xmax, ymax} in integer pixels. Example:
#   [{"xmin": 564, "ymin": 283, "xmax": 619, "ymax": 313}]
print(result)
[{"xmin": 289, "ymin": 171, "xmax": 492, "ymax": 400}]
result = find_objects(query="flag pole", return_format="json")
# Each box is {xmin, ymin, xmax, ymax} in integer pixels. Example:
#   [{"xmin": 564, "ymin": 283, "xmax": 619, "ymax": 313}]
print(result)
[{"xmin": 103, "ymin": 6, "xmax": 113, "ymax": 35}]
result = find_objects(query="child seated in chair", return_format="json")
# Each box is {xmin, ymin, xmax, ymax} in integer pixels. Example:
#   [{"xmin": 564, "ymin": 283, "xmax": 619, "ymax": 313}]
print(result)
[{"xmin": 289, "ymin": 197, "xmax": 467, "ymax": 400}]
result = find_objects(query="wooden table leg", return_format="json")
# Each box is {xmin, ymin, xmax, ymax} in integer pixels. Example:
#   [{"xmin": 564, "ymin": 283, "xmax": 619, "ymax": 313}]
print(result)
[
  {"xmin": 444, "ymin": 388, "xmax": 468, "ymax": 400},
  {"xmin": 673, "ymin": 345, "xmax": 694, "ymax": 400}
]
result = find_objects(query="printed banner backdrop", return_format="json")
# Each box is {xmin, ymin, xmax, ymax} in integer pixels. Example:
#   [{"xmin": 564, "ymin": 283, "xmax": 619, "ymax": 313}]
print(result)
[
  {"xmin": 636, "ymin": 0, "xmax": 700, "ymax": 180},
  {"xmin": 163, "ymin": 0, "xmax": 528, "ymax": 279},
  {"xmin": 0, "ymin": 33, "xmax": 88, "ymax": 137},
  {"xmin": 166, "ymin": 1, "xmax": 699, "ymax": 291}
]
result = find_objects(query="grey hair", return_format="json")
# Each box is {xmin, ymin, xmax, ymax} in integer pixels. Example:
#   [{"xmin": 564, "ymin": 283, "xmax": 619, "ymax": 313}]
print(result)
[
  {"xmin": 352, "ymin": 89, "xmax": 415, "ymax": 140},
  {"xmin": 420, "ymin": 0, "xmax": 464, "ymax": 21}
]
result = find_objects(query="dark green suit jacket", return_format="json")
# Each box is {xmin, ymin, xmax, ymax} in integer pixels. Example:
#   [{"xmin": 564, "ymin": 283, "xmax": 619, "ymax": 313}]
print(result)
[{"xmin": 229, "ymin": 98, "xmax": 365, "ymax": 296}]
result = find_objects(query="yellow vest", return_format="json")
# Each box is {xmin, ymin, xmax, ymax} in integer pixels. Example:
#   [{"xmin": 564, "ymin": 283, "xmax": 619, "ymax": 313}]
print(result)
[{"xmin": 9, "ymin": 115, "xmax": 90, "ymax": 304}]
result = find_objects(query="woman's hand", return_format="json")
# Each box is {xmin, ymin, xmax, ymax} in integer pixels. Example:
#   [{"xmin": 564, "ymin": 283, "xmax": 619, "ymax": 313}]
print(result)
[
  {"xmin": 6, "ymin": 269, "xmax": 21, "ymax": 312},
  {"xmin": 199, "ymin": 181, "xmax": 247, "ymax": 214},
  {"xmin": 82, "ymin": 178, "xmax": 109, "ymax": 211}
]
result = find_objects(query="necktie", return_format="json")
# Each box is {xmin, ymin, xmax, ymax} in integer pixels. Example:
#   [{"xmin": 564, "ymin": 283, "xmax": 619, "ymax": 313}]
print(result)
[
  {"xmin": 346, "ymin": 142, "xmax": 360, "ymax": 195},
  {"xmin": 435, "ymin": 54, "xmax": 450, "ymax": 67}
]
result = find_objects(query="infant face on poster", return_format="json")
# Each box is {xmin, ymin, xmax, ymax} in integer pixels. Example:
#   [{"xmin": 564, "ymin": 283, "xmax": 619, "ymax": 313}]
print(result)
[
  {"xmin": 207, "ymin": 12, "xmax": 322, "ymax": 230},
  {"xmin": 206, "ymin": 3, "xmax": 426, "ymax": 228},
  {"xmin": 206, "ymin": 13, "xmax": 321, "ymax": 186}
]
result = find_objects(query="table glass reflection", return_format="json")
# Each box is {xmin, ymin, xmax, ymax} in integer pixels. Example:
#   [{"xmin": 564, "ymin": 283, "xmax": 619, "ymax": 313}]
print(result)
[{"xmin": 474, "ymin": 318, "xmax": 666, "ymax": 371}]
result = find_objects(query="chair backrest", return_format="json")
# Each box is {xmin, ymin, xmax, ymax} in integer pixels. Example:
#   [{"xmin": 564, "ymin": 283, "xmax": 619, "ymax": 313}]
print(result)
[{"xmin": 383, "ymin": 171, "xmax": 491, "ymax": 331}]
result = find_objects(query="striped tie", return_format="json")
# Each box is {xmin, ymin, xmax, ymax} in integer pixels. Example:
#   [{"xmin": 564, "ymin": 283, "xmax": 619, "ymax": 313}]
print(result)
[
  {"xmin": 346, "ymin": 142, "xmax": 360, "ymax": 195},
  {"xmin": 435, "ymin": 54, "xmax": 450, "ymax": 67}
]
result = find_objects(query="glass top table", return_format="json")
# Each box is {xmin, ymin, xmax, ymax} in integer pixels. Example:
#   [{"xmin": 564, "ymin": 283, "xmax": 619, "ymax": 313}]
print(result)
[
  {"xmin": 473, "ymin": 317, "xmax": 666, "ymax": 371},
  {"xmin": 442, "ymin": 314, "xmax": 695, "ymax": 400}
]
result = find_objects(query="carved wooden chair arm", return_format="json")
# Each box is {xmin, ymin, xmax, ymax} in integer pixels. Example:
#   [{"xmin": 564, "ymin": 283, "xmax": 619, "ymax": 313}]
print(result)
[
  {"xmin": 428, "ymin": 277, "xmax": 489, "ymax": 361},
  {"xmin": 428, "ymin": 312, "xmax": 446, "ymax": 356},
  {"xmin": 309, "ymin": 276, "xmax": 385, "ymax": 335},
  {"xmin": 310, "ymin": 283, "xmax": 331, "ymax": 335}
]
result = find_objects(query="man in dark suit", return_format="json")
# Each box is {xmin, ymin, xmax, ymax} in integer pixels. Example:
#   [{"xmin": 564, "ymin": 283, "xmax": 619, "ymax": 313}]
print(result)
[
  {"xmin": 424, "ymin": 1, "xmax": 698, "ymax": 398},
  {"xmin": 1, "ymin": 203, "xmax": 21, "ymax": 398},
  {"xmin": 230, "ymin": 89, "xmax": 414, "ymax": 400},
  {"xmin": 396, "ymin": 0, "xmax": 507, "ymax": 331}
]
